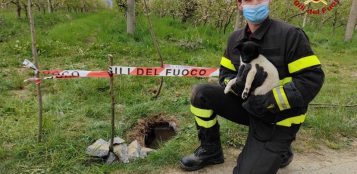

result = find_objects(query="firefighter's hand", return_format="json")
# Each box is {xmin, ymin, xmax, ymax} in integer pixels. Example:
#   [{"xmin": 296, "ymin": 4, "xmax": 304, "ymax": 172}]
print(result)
[
  {"xmin": 242, "ymin": 91, "xmax": 280, "ymax": 121},
  {"xmin": 224, "ymin": 64, "xmax": 251, "ymax": 95}
]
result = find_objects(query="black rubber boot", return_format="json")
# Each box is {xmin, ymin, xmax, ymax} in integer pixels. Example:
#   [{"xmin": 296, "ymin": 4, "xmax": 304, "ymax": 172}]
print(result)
[
  {"xmin": 280, "ymin": 146, "xmax": 294, "ymax": 168},
  {"xmin": 180, "ymin": 124, "xmax": 224, "ymax": 171}
]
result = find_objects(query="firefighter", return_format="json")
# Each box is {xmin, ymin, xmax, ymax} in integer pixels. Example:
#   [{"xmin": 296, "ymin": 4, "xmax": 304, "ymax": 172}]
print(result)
[{"xmin": 180, "ymin": 0, "xmax": 325, "ymax": 173}]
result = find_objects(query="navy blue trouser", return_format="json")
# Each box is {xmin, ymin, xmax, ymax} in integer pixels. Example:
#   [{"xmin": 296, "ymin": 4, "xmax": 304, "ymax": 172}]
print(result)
[{"xmin": 190, "ymin": 84, "xmax": 300, "ymax": 174}]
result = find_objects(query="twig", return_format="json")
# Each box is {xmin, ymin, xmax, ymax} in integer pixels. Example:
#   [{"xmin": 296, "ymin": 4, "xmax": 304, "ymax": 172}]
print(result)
[
  {"xmin": 143, "ymin": 0, "xmax": 164, "ymax": 99},
  {"xmin": 108, "ymin": 54, "xmax": 115, "ymax": 153},
  {"xmin": 28, "ymin": 0, "xmax": 43, "ymax": 143},
  {"xmin": 288, "ymin": 11, "xmax": 306, "ymax": 21},
  {"xmin": 310, "ymin": 103, "xmax": 357, "ymax": 108}
]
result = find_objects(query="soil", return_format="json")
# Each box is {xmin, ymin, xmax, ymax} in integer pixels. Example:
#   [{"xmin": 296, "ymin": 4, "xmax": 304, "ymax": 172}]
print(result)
[
  {"xmin": 126, "ymin": 114, "xmax": 179, "ymax": 147},
  {"xmin": 165, "ymin": 140, "xmax": 357, "ymax": 174}
]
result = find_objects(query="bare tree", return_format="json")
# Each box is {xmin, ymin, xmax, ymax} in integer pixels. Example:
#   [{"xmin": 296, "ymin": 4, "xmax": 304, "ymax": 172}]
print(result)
[
  {"xmin": 1, "ymin": 0, "xmax": 10, "ymax": 8},
  {"xmin": 127, "ymin": 0, "xmax": 135, "ymax": 34},
  {"xmin": 10, "ymin": 0, "xmax": 22, "ymax": 18},
  {"xmin": 345, "ymin": 0, "xmax": 357, "ymax": 41}
]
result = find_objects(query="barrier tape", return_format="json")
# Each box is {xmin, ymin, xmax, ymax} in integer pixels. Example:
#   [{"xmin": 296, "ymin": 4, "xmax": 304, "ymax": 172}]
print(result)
[
  {"xmin": 41, "ymin": 70, "xmax": 110, "ymax": 78},
  {"xmin": 23, "ymin": 60, "xmax": 219, "ymax": 83},
  {"xmin": 109, "ymin": 64, "xmax": 219, "ymax": 77},
  {"xmin": 23, "ymin": 59, "xmax": 39, "ymax": 74}
]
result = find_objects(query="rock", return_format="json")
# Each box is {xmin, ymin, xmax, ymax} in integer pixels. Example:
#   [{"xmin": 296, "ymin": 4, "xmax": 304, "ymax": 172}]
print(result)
[
  {"xmin": 109, "ymin": 137, "xmax": 125, "ymax": 145},
  {"xmin": 128, "ymin": 140, "xmax": 141, "ymax": 161},
  {"xmin": 169, "ymin": 122, "xmax": 178, "ymax": 132},
  {"xmin": 86, "ymin": 139, "xmax": 110, "ymax": 157},
  {"xmin": 87, "ymin": 138, "xmax": 151, "ymax": 163},
  {"xmin": 114, "ymin": 144, "xmax": 129, "ymax": 163},
  {"xmin": 106, "ymin": 152, "xmax": 118, "ymax": 164},
  {"xmin": 140, "ymin": 147, "xmax": 156, "ymax": 158}
]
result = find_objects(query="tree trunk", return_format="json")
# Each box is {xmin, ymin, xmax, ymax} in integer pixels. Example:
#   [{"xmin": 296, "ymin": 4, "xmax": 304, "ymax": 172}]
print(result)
[
  {"xmin": 27, "ymin": 0, "xmax": 43, "ymax": 143},
  {"xmin": 47, "ymin": 0, "xmax": 52, "ymax": 13},
  {"xmin": 234, "ymin": 10, "xmax": 244, "ymax": 30},
  {"xmin": 15, "ymin": 0, "xmax": 21, "ymax": 18},
  {"xmin": 345, "ymin": 0, "xmax": 357, "ymax": 41},
  {"xmin": 127, "ymin": 0, "xmax": 135, "ymax": 35}
]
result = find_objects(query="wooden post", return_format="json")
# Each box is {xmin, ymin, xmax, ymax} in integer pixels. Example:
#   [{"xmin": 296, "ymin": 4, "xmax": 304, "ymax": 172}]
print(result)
[
  {"xmin": 108, "ymin": 54, "xmax": 115, "ymax": 152},
  {"xmin": 28, "ymin": 0, "xmax": 43, "ymax": 143}
]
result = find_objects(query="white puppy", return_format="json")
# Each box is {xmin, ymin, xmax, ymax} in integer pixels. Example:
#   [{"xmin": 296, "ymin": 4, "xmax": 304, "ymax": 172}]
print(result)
[{"xmin": 224, "ymin": 41, "xmax": 279, "ymax": 99}]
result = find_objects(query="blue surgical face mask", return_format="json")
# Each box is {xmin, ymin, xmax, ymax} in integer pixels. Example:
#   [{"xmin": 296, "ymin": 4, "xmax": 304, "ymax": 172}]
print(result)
[{"xmin": 243, "ymin": 1, "xmax": 270, "ymax": 24}]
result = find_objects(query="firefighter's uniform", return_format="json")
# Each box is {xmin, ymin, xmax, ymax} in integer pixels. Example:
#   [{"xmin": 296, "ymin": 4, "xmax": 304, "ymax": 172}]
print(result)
[{"xmin": 180, "ymin": 18, "xmax": 325, "ymax": 173}]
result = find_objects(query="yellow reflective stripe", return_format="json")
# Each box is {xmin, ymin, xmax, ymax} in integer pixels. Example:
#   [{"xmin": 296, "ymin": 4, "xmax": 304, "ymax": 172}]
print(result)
[
  {"xmin": 195, "ymin": 116, "xmax": 217, "ymax": 128},
  {"xmin": 279, "ymin": 77, "xmax": 292, "ymax": 86},
  {"xmin": 273, "ymin": 86, "xmax": 291, "ymax": 111},
  {"xmin": 276, "ymin": 114, "xmax": 306, "ymax": 127},
  {"xmin": 224, "ymin": 78, "xmax": 231, "ymax": 85},
  {"xmin": 191, "ymin": 105, "xmax": 213, "ymax": 118},
  {"xmin": 288, "ymin": 55, "xmax": 321, "ymax": 74},
  {"xmin": 220, "ymin": 57, "xmax": 237, "ymax": 71},
  {"xmin": 272, "ymin": 87, "xmax": 284, "ymax": 111},
  {"xmin": 280, "ymin": 86, "xmax": 291, "ymax": 109}
]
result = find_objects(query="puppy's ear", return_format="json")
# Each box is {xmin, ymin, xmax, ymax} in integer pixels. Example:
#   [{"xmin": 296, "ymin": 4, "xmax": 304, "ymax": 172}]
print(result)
[
  {"xmin": 251, "ymin": 41, "xmax": 262, "ymax": 54},
  {"xmin": 232, "ymin": 41, "xmax": 244, "ymax": 55}
]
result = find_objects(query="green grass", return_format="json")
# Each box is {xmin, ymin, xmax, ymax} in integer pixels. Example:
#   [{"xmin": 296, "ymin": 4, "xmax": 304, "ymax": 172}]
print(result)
[{"xmin": 0, "ymin": 9, "xmax": 356, "ymax": 173}]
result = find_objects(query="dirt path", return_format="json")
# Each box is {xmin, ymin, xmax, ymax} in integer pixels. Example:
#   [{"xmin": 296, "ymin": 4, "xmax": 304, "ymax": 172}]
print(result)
[{"xmin": 165, "ymin": 141, "xmax": 357, "ymax": 174}]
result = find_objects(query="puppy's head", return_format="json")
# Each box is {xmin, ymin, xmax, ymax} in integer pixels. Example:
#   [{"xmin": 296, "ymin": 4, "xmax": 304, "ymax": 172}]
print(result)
[{"xmin": 235, "ymin": 41, "xmax": 261, "ymax": 64}]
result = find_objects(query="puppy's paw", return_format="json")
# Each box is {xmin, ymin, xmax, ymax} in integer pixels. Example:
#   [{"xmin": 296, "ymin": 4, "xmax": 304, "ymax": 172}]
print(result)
[
  {"xmin": 241, "ymin": 88, "xmax": 250, "ymax": 99},
  {"xmin": 242, "ymin": 92, "xmax": 249, "ymax": 100},
  {"xmin": 224, "ymin": 78, "xmax": 236, "ymax": 94},
  {"xmin": 224, "ymin": 85, "xmax": 231, "ymax": 94}
]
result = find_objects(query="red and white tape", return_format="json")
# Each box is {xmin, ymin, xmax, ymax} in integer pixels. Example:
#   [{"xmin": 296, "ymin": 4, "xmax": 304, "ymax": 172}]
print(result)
[
  {"xmin": 23, "ymin": 59, "xmax": 219, "ymax": 83},
  {"xmin": 109, "ymin": 64, "xmax": 219, "ymax": 77},
  {"xmin": 41, "ymin": 70, "xmax": 110, "ymax": 78}
]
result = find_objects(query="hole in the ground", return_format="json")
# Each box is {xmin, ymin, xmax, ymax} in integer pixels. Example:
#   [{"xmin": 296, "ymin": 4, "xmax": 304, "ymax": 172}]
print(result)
[
  {"xmin": 127, "ymin": 114, "xmax": 179, "ymax": 149},
  {"xmin": 144, "ymin": 122, "xmax": 177, "ymax": 149}
]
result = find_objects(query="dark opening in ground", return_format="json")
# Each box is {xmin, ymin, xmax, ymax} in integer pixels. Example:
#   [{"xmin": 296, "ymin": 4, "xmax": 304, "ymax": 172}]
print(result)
[
  {"xmin": 144, "ymin": 122, "xmax": 177, "ymax": 149},
  {"xmin": 127, "ymin": 114, "xmax": 179, "ymax": 149}
]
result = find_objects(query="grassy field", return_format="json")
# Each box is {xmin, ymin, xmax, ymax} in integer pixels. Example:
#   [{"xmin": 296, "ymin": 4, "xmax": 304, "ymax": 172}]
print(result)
[{"xmin": 0, "ymin": 10, "xmax": 356, "ymax": 174}]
